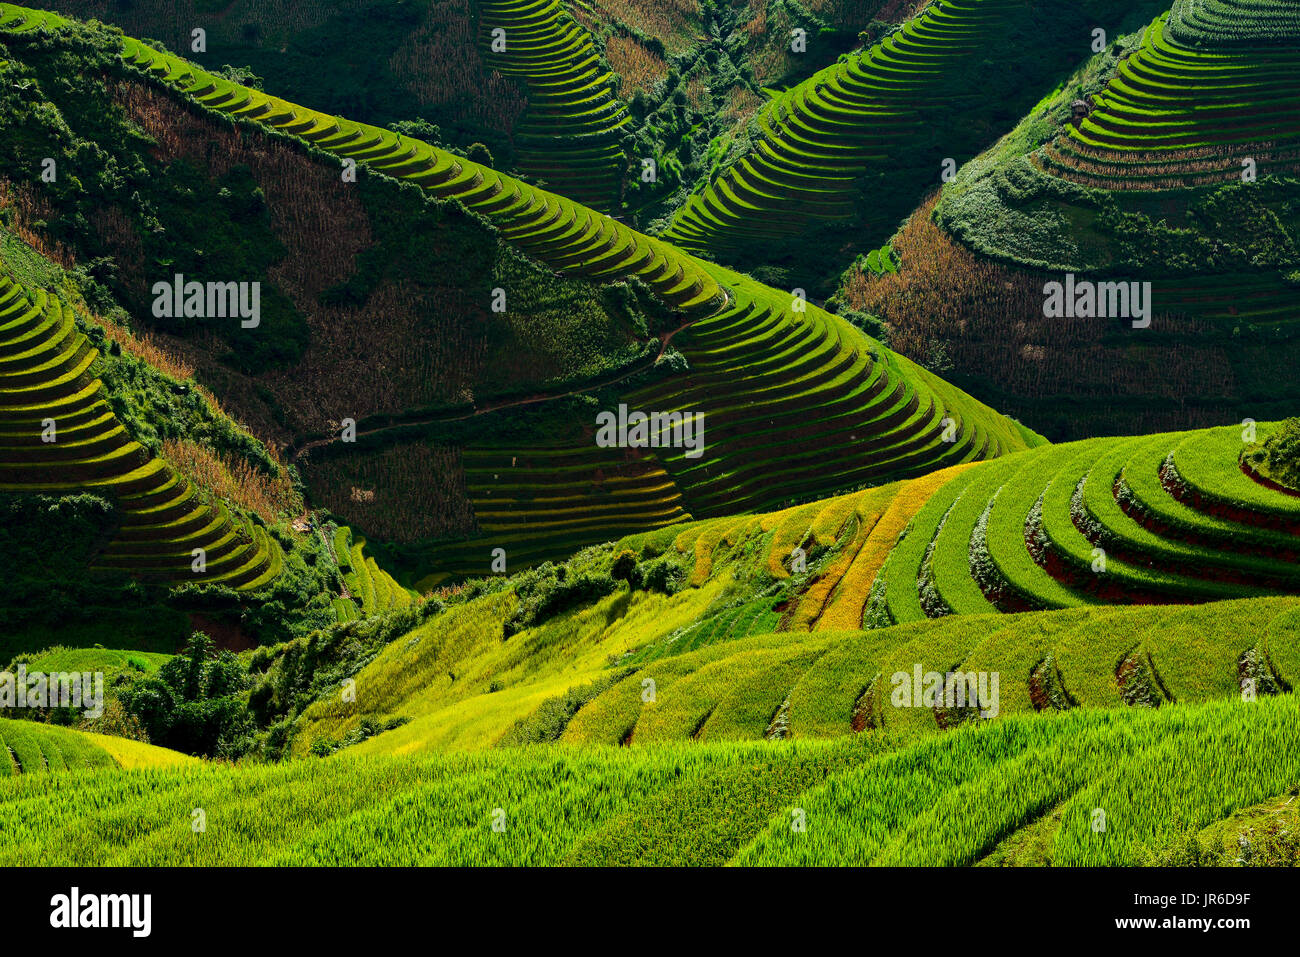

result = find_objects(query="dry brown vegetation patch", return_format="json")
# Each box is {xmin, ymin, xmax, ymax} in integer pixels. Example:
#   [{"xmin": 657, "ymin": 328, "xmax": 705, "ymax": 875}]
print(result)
[
  {"xmin": 163, "ymin": 437, "xmax": 301, "ymax": 523},
  {"xmin": 307, "ymin": 442, "xmax": 479, "ymax": 542}
]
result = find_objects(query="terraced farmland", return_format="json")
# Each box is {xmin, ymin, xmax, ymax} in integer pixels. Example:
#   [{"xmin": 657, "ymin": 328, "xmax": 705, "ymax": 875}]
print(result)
[
  {"xmin": 5, "ymin": 0, "xmax": 1300, "ymax": 883},
  {"xmin": 1039, "ymin": 3, "xmax": 1300, "ymax": 191},
  {"xmin": 477, "ymin": 0, "xmax": 630, "ymax": 210},
  {"xmin": 331, "ymin": 525, "xmax": 414, "ymax": 620},
  {"xmin": 0, "ymin": 8, "xmax": 1040, "ymax": 579},
  {"xmin": 4, "ymin": 690, "xmax": 1299, "ymax": 866},
  {"xmin": 285, "ymin": 422, "xmax": 1300, "ymax": 758},
  {"xmin": 665, "ymin": 0, "xmax": 1021, "ymax": 254},
  {"xmin": 940, "ymin": 0, "xmax": 1300, "ymax": 273},
  {"xmin": 574, "ymin": 599, "xmax": 1298, "ymax": 745},
  {"xmin": 847, "ymin": 0, "xmax": 1300, "ymax": 446},
  {"xmin": 661, "ymin": 0, "xmax": 1158, "ymax": 276},
  {"xmin": 1168, "ymin": 0, "xmax": 1300, "ymax": 46},
  {"xmin": 0, "ymin": 717, "xmax": 189, "ymax": 773},
  {"xmin": 870, "ymin": 424, "xmax": 1300, "ymax": 625},
  {"xmin": 542, "ymin": 422, "xmax": 1300, "ymax": 640},
  {"xmin": 0, "ymin": 268, "xmax": 281, "ymax": 589}
]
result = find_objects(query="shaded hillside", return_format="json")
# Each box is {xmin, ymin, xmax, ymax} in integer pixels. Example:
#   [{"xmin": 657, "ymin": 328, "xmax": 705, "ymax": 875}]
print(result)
[
  {"xmin": 843, "ymin": 0, "xmax": 1300, "ymax": 439},
  {"xmin": 43, "ymin": 0, "xmax": 916, "ymax": 230},
  {"xmin": 0, "ymin": 4, "xmax": 1044, "ymax": 587},
  {"xmin": 0, "ymin": 206, "xmax": 403, "ymax": 658},
  {"xmin": 663, "ymin": 0, "xmax": 1169, "ymax": 293},
  {"xmin": 37, "ymin": 0, "xmax": 529, "ymax": 157}
]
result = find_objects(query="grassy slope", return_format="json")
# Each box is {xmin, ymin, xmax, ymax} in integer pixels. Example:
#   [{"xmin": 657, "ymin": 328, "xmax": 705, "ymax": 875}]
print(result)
[
  {"xmin": 4, "ymin": 419, "xmax": 1296, "ymax": 864},
  {"xmin": 271, "ymin": 419, "xmax": 1300, "ymax": 757},
  {"xmin": 0, "ymin": 716, "xmax": 190, "ymax": 773},
  {"xmin": 3, "ymin": 693, "xmax": 1298, "ymax": 865}
]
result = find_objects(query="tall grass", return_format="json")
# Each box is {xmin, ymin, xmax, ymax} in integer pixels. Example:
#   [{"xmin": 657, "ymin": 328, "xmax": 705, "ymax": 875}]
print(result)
[{"xmin": 162, "ymin": 438, "xmax": 301, "ymax": 523}]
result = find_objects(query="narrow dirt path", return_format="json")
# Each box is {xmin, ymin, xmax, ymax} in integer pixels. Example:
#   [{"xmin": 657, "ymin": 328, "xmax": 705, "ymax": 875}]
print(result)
[{"xmin": 288, "ymin": 319, "xmax": 696, "ymax": 462}]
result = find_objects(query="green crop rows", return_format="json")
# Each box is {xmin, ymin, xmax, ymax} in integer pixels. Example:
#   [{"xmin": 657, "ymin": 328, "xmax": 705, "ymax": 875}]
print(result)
[
  {"xmin": 872, "ymin": 424, "xmax": 1300, "ymax": 625},
  {"xmin": 1040, "ymin": 6, "xmax": 1300, "ymax": 191},
  {"xmin": 0, "ymin": 5, "xmax": 1041, "ymax": 580},
  {"xmin": 478, "ymin": 0, "xmax": 630, "ymax": 211},
  {"xmin": 0, "ymin": 268, "xmax": 280, "ymax": 589}
]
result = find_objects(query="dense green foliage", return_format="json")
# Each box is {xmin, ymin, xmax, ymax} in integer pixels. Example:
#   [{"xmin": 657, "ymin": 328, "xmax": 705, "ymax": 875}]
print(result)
[
  {"xmin": 120, "ymin": 632, "xmax": 255, "ymax": 757},
  {"xmin": 0, "ymin": 493, "xmax": 189, "ymax": 658},
  {"xmin": 1249, "ymin": 417, "xmax": 1300, "ymax": 490}
]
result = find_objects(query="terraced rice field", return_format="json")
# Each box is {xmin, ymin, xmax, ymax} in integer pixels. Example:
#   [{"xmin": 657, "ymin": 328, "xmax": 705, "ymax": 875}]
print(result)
[
  {"xmin": 662, "ymin": 0, "xmax": 1037, "ymax": 256},
  {"xmin": 331, "ymin": 525, "xmax": 414, "ymax": 620},
  {"xmin": 434, "ymin": 444, "xmax": 691, "ymax": 581},
  {"xmin": 1168, "ymin": 0, "xmax": 1300, "ymax": 48},
  {"xmin": 9, "ymin": 634, "xmax": 1293, "ymax": 865},
  {"xmin": 4, "ymin": 0, "xmax": 1300, "ymax": 884},
  {"xmin": 0, "ymin": 7, "xmax": 1043, "ymax": 578},
  {"xmin": 0, "ymin": 269, "xmax": 280, "ymax": 589},
  {"xmin": 284, "ymin": 420, "xmax": 1300, "ymax": 760},
  {"xmin": 871, "ymin": 424, "xmax": 1300, "ymax": 625},
  {"xmin": 592, "ymin": 422, "xmax": 1300, "ymax": 636},
  {"xmin": 1039, "ymin": 2, "xmax": 1300, "ymax": 190},
  {"xmin": 0, "ymin": 717, "xmax": 188, "ymax": 773},
  {"xmin": 477, "ymin": 0, "xmax": 630, "ymax": 211},
  {"xmin": 556, "ymin": 598, "xmax": 1299, "ymax": 746}
]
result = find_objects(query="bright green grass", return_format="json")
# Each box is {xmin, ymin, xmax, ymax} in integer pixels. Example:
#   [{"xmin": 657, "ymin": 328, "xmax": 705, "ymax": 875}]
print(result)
[
  {"xmin": 5, "ymin": 691, "xmax": 1297, "ymax": 865},
  {"xmin": 737, "ymin": 691, "xmax": 1300, "ymax": 866},
  {"xmin": 0, "ymin": 717, "xmax": 116, "ymax": 774},
  {"xmin": 21, "ymin": 647, "xmax": 169, "ymax": 675},
  {"xmin": 1173, "ymin": 426, "xmax": 1300, "ymax": 520},
  {"xmin": 878, "ymin": 467, "xmax": 984, "ymax": 624}
]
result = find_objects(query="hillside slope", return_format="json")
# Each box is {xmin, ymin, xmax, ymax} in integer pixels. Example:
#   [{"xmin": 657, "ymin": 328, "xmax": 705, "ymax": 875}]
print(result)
[
  {"xmin": 263, "ymin": 421, "xmax": 1300, "ymax": 757},
  {"xmin": 663, "ymin": 0, "xmax": 1168, "ymax": 290},
  {"xmin": 0, "ymin": 188, "xmax": 403, "ymax": 656},
  {"xmin": 845, "ymin": 0, "xmax": 1300, "ymax": 438},
  {"xmin": 0, "ymin": 267, "xmax": 282, "ymax": 590},
  {"xmin": 0, "ymin": 716, "xmax": 191, "ymax": 772},
  {"xmin": 477, "ymin": 0, "xmax": 631, "ymax": 210},
  {"xmin": 0, "ymin": 3, "xmax": 1044, "ymax": 586},
  {"xmin": 6, "ymin": 664, "xmax": 1297, "ymax": 865}
]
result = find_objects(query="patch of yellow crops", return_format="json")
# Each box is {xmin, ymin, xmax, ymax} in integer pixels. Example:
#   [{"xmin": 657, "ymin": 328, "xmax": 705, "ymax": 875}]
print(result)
[
  {"xmin": 690, "ymin": 516, "xmax": 755, "ymax": 586},
  {"xmin": 353, "ymin": 675, "xmax": 576, "ymax": 754},
  {"xmin": 765, "ymin": 501, "xmax": 823, "ymax": 578},
  {"xmin": 809, "ymin": 489, "xmax": 874, "ymax": 546},
  {"xmin": 293, "ymin": 591, "xmax": 517, "ymax": 753},
  {"xmin": 82, "ymin": 733, "xmax": 198, "ymax": 770},
  {"xmin": 722, "ymin": 515, "xmax": 762, "ymax": 547},
  {"xmin": 818, "ymin": 463, "xmax": 977, "ymax": 630},
  {"xmin": 787, "ymin": 485, "xmax": 900, "ymax": 630}
]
